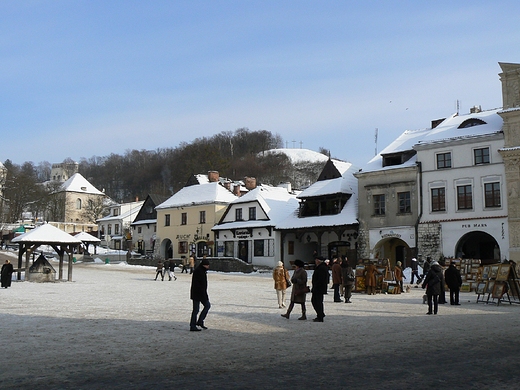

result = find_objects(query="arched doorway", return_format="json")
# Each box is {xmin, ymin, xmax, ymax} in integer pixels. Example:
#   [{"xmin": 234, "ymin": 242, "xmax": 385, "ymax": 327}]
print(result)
[
  {"xmin": 161, "ymin": 239, "xmax": 173, "ymax": 259},
  {"xmin": 373, "ymin": 238, "xmax": 411, "ymax": 268},
  {"xmin": 455, "ymin": 231, "xmax": 500, "ymax": 264}
]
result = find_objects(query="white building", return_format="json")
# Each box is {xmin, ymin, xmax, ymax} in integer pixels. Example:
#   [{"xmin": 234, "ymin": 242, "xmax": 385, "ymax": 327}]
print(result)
[
  {"xmin": 212, "ymin": 184, "xmax": 299, "ymax": 267},
  {"xmin": 97, "ymin": 200, "xmax": 144, "ymax": 250}
]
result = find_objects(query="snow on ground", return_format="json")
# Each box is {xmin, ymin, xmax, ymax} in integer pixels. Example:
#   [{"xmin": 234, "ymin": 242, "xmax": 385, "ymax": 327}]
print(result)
[{"xmin": 1, "ymin": 253, "xmax": 519, "ymax": 389}]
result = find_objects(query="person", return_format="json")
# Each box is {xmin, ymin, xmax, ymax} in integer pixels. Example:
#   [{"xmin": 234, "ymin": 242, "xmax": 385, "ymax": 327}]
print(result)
[
  {"xmin": 422, "ymin": 257, "xmax": 431, "ymax": 281},
  {"xmin": 163, "ymin": 260, "xmax": 170, "ymax": 280},
  {"xmin": 311, "ymin": 256, "xmax": 329, "ymax": 322},
  {"xmin": 281, "ymin": 259, "xmax": 308, "ymax": 320},
  {"xmin": 167, "ymin": 260, "xmax": 177, "ymax": 281},
  {"xmin": 364, "ymin": 262, "xmax": 380, "ymax": 295},
  {"xmin": 181, "ymin": 256, "xmax": 188, "ymax": 273},
  {"xmin": 410, "ymin": 258, "xmax": 421, "ymax": 285},
  {"xmin": 444, "ymin": 261, "xmax": 462, "ymax": 305},
  {"xmin": 422, "ymin": 260, "xmax": 444, "ymax": 315},
  {"xmin": 189, "ymin": 255, "xmax": 195, "ymax": 274},
  {"xmin": 273, "ymin": 261, "xmax": 290, "ymax": 308},
  {"xmin": 1, "ymin": 260, "xmax": 14, "ymax": 288},
  {"xmin": 189, "ymin": 258, "xmax": 211, "ymax": 331},
  {"xmin": 394, "ymin": 261, "xmax": 405, "ymax": 293},
  {"xmin": 331, "ymin": 257, "xmax": 343, "ymax": 302},
  {"xmin": 154, "ymin": 260, "xmax": 164, "ymax": 281},
  {"xmin": 341, "ymin": 258, "xmax": 355, "ymax": 303}
]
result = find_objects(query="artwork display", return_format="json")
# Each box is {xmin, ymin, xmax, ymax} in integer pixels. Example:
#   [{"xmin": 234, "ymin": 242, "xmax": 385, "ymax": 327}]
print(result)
[{"xmin": 496, "ymin": 264, "xmax": 510, "ymax": 281}]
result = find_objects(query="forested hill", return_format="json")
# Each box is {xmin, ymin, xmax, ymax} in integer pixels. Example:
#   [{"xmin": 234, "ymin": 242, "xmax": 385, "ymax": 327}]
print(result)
[{"xmin": 76, "ymin": 128, "xmax": 328, "ymax": 202}]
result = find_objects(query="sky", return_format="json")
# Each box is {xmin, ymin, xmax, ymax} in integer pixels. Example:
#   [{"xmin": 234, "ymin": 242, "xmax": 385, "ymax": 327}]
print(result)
[{"xmin": 2, "ymin": 1, "xmax": 520, "ymax": 168}]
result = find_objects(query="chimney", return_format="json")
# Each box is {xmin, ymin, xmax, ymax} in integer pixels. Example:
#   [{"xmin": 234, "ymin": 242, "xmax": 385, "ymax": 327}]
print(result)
[
  {"xmin": 470, "ymin": 105, "xmax": 482, "ymax": 114},
  {"xmin": 245, "ymin": 177, "xmax": 257, "ymax": 190},
  {"xmin": 208, "ymin": 171, "xmax": 219, "ymax": 182}
]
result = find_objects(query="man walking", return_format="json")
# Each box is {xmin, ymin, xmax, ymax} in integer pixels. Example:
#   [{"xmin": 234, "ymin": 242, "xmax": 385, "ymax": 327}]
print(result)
[
  {"xmin": 444, "ymin": 261, "xmax": 462, "ymax": 305},
  {"xmin": 311, "ymin": 256, "xmax": 329, "ymax": 322},
  {"xmin": 410, "ymin": 258, "xmax": 421, "ymax": 285},
  {"xmin": 189, "ymin": 258, "xmax": 211, "ymax": 331}
]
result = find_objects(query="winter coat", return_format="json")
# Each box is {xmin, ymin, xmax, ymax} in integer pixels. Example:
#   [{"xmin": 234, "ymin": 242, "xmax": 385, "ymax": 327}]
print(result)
[
  {"xmin": 312, "ymin": 262, "xmax": 329, "ymax": 294},
  {"xmin": 331, "ymin": 262, "xmax": 342, "ymax": 285},
  {"xmin": 156, "ymin": 261, "xmax": 163, "ymax": 272},
  {"xmin": 1, "ymin": 262, "xmax": 14, "ymax": 288},
  {"xmin": 364, "ymin": 264, "xmax": 380, "ymax": 287},
  {"xmin": 273, "ymin": 266, "xmax": 289, "ymax": 290},
  {"xmin": 190, "ymin": 264, "xmax": 209, "ymax": 302},
  {"xmin": 422, "ymin": 264, "xmax": 444, "ymax": 295},
  {"xmin": 341, "ymin": 266, "xmax": 355, "ymax": 287},
  {"xmin": 444, "ymin": 264, "xmax": 462, "ymax": 290},
  {"xmin": 290, "ymin": 267, "xmax": 308, "ymax": 303}
]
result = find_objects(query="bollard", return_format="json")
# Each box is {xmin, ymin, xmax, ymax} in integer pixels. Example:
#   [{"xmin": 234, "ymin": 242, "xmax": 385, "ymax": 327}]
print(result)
[{"xmin": 105, "ymin": 258, "xmax": 110, "ymax": 264}]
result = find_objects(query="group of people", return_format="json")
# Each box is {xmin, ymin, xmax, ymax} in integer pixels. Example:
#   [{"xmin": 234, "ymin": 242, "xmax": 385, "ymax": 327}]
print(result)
[
  {"xmin": 421, "ymin": 260, "xmax": 463, "ymax": 315},
  {"xmin": 154, "ymin": 260, "xmax": 177, "ymax": 281}
]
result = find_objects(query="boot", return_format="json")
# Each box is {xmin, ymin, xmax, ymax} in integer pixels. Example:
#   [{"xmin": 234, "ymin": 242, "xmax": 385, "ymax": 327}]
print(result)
[
  {"xmin": 298, "ymin": 314, "xmax": 306, "ymax": 320},
  {"xmin": 281, "ymin": 313, "xmax": 290, "ymax": 319}
]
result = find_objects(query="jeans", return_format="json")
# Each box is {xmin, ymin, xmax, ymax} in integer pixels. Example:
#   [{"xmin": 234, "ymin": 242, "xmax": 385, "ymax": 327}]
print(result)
[{"xmin": 190, "ymin": 299, "xmax": 211, "ymax": 329}]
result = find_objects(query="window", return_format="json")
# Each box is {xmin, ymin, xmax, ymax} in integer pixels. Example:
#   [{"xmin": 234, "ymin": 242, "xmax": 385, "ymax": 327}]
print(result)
[
  {"xmin": 199, "ymin": 210, "xmax": 206, "ymax": 224},
  {"xmin": 181, "ymin": 212, "xmax": 187, "ymax": 225},
  {"xmin": 457, "ymin": 185, "xmax": 473, "ymax": 210},
  {"xmin": 288, "ymin": 241, "xmax": 294, "ymax": 255},
  {"xmin": 178, "ymin": 241, "xmax": 188, "ymax": 254},
  {"xmin": 224, "ymin": 241, "xmax": 235, "ymax": 257},
  {"xmin": 137, "ymin": 227, "xmax": 142, "ymax": 234},
  {"xmin": 474, "ymin": 147, "xmax": 490, "ymax": 165},
  {"xmin": 254, "ymin": 240, "xmax": 265, "ymax": 256},
  {"xmin": 431, "ymin": 188, "xmax": 446, "ymax": 212},
  {"xmin": 373, "ymin": 194, "xmax": 385, "ymax": 216},
  {"xmin": 107, "ymin": 224, "xmax": 112, "ymax": 235},
  {"xmin": 398, "ymin": 192, "xmax": 411, "ymax": 214},
  {"xmin": 249, "ymin": 207, "xmax": 256, "ymax": 220},
  {"xmin": 76, "ymin": 198, "xmax": 82, "ymax": 210},
  {"xmin": 114, "ymin": 224, "xmax": 119, "ymax": 235},
  {"xmin": 484, "ymin": 182, "xmax": 501, "ymax": 208},
  {"xmin": 113, "ymin": 209, "xmax": 119, "ymax": 216},
  {"xmin": 436, "ymin": 152, "xmax": 452, "ymax": 169},
  {"xmin": 165, "ymin": 214, "xmax": 170, "ymax": 226},
  {"xmin": 235, "ymin": 208, "xmax": 243, "ymax": 221}
]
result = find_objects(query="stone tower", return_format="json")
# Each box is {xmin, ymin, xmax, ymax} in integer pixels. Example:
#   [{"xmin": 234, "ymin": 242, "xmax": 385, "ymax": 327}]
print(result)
[{"xmin": 498, "ymin": 62, "xmax": 520, "ymax": 263}]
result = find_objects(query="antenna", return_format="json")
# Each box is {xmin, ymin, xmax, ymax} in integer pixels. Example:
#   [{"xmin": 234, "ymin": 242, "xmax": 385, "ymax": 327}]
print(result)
[
  {"xmin": 456, "ymin": 100, "xmax": 460, "ymax": 115},
  {"xmin": 375, "ymin": 128, "xmax": 378, "ymax": 156},
  {"xmin": 299, "ymin": 141, "xmax": 303, "ymax": 149}
]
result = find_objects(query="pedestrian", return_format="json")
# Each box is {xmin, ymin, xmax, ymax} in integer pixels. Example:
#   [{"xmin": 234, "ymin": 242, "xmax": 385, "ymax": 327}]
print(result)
[
  {"xmin": 1, "ymin": 260, "xmax": 14, "ymax": 288},
  {"xmin": 163, "ymin": 260, "xmax": 170, "ymax": 280},
  {"xmin": 422, "ymin": 257, "xmax": 431, "ymax": 281},
  {"xmin": 331, "ymin": 257, "xmax": 342, "ymax": 302},
  {"xmin": 189, "ymin": 258, "xmax": 211, "ymax": 331},
  {"xmin": 422, "ymin": 260, "xmax": 444, "ymax": 315},
  {"xmin": 363, "ymin": 262, "xmax": 380, "ymax": 295},
  {"xmin": 311, "ymin": 256, "xmax": 329, "ymax": 322},
  {"xmin": 410, "ymin": 258, "xmax": 421, "ymax": 285},
  {"xmin": 394, "ymin": 261, "xmax": 405, "ymax": 293},
  {"xmin": 281, "ymin": 259, "xmax": 308, "ymax": 320},
  {"xmin": 272, "ymin": 261, "xmax": 290, "ymax": 308},
  {"xmin": 154, "ymin": 260, "xmax": 164, "ymax": 281},
  {"xmin": 444, "ymin": 261, "xmax": 462, "ymax": 305},
  {"xmin": 341, "ymin": 258, "xmax": 355, "ymax": 303},
  {"xmin": 181, "ymin": 256, "xmax": 188, "ymax": 273},
  {"xmin": 189, "ymin": 255, "xmax": 195, "ymax": 274},
  {"xmin": 167, "ymin": 260, "xmax": 177, "ymax": 281}
]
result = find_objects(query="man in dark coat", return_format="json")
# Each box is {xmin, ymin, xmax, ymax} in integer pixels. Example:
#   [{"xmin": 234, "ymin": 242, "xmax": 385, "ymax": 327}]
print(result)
[
  {"xmin": 189, "ymin": 258, "xmax": 211, "ymax": 331},
  {"xmin": 1, "ymin": 260, "xmax": 14, "ymax": 288},
  {"xmin": 311, "ymin": 256, "xmax": 329, "ymax": 322},
  {"xmin": 444, "ymin": 261, "xmax": 463, "ymax": 305},
  {"xmin": 410, "ymin": 258, "xmax": 421, "ymax": 285}
]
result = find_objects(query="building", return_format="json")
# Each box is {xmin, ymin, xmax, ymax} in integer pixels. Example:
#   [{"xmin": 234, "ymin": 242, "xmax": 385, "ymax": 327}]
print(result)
[
  {"xmin": 277, "ymin": 159, "xmax": 359, "ymax": 264},
  {"xmin": 212, "ymin": 184, "xmax": 299, "ymax": 266},
  {"xmin": 130, "ymin": 194, "xmax": 168, "ymax": 256},
  {"xmin": 155, "ymin": 172, "xmax": 239, "ymax": 259},
  {"xmin": 97, "ymin": 200, "xmax": 144, "ymax": 250},
  {"xmin": 50, "ymin": 161, "xmax": 79, "ymax": 182}
]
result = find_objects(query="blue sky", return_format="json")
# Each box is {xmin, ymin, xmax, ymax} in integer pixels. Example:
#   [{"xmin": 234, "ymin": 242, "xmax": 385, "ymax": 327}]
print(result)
[{"xmin": 2, "ymin": 1, "xmax": 520, "ymax": 167}]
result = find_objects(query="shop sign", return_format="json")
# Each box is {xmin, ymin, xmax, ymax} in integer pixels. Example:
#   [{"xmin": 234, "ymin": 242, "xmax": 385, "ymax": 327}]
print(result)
[
  {"xmin": 235, "ymin": 230, "xmax": 250, "ymax": 238},
  {"xmin": 461, "ymin": 223, "xmax": 488, "ymax": 229}
]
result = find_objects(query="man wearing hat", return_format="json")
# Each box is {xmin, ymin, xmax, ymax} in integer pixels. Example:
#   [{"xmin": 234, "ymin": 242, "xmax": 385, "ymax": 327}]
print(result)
[
  {"xmin": 311, "ymin": 256, "xmax": 329, "ymax": 322},
  {"xmin": 189, "ymin": 258, "xmax": 211, "ymax": 331}
]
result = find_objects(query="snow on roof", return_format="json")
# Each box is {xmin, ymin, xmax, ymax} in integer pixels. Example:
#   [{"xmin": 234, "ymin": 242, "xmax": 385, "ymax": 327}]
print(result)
[
  {"xmin": 261, "ymin": 148, "xmax": 330, "ymax": 164},
  {"xmin": 74, "ymin": 231, "xmax": 101, "ymax": 243},
  {"xmin": 61, "ymin": 173, "xmax": 104, "ymax": 195},
  {"xmin": 361, "ymin": 108, "xmax": 503, "ymax": 172},
  {"xmin": 213, "ymin": 185, "xmax": 299, "ymax": 230},
  {"xmin": 156, "ymin": 182, "xmax": 237, "ymax": 209},
  {"xmin": 131, "ymin": 218, "xmax": 156, "ymax": 226},
  {"xmin": 12, "ymin": 223, "xmax": 82, "ymax": 244},
  {"xmin": 298, "ymin": 162, "xmax": 358, "ymax": 199},
  {"xmin": 97, "ymin": 202, "xmax": 143, "ymax": 222}
]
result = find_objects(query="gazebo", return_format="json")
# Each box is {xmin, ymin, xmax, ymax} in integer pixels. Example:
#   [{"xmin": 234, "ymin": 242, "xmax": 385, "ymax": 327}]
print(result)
[
  {"xmin": 12, "ymin": 223, "xmax": 82, "ymax": 282},
  {"xmin": 74, "ymin": 231, "xmax": 101, "ymax": 255}
]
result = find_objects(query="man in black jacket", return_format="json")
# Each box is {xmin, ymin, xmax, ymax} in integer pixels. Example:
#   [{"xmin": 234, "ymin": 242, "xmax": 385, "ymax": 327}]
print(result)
[
  {"xmin": 311, "ymin": 256, "xmax": 329, "ymax": 322},
  {"xmin": 444, "ymin": 261, "xmax": 463, "ymax": 305},
  {"xmin": 189, "ymin": 258, "xmax": 211, "ymax": 331}
]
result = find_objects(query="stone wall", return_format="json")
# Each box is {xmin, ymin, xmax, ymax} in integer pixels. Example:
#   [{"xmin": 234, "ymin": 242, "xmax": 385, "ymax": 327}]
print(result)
[{"xmin": 417, "ymin": 222, "xmax": 443, "ymax": 261}]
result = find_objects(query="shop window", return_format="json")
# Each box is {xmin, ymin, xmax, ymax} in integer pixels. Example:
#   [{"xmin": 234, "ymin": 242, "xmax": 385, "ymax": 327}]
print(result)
[
  {"xmin": 178, "ymin": 241, "xmax": 188, "ymax": 254},
  {"xmin": 224, "ymin": 241, "xmax": 234, "ymax": 257},
  {"xmin": 254, "ymin": 240, "xmax": 265, "ymax": 256}
]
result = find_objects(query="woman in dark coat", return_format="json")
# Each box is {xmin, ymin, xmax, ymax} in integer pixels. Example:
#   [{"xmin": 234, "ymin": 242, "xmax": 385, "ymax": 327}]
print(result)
[
  {"xmin": 281, "ymin": 260, "xmax": 308, "ymax": 320},
  {"xmin": 1, "ymin": 260, "xmax": 14, "ymax": 288},
  {"xmin": 422, "ymin": 261, "xmax": 444, "ymax": 315}
]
